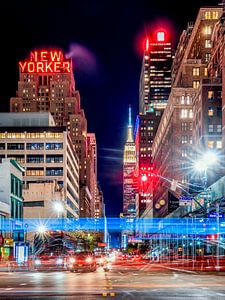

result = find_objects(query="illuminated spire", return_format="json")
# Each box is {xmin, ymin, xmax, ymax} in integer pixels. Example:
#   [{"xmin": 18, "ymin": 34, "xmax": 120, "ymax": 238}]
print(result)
[
  {"xmin": 145, "ymin": 37, "xmax": 150, "ymax": 52},
  {"xmin": 127, "ymin": 105, "xmax": 134, "ymax": 143}
]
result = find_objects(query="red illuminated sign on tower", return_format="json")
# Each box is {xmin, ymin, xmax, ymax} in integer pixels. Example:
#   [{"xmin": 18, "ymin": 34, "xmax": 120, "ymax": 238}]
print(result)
[{"xmin": 19, "ymin": 50, "xmax": 72, "ymax": 73}]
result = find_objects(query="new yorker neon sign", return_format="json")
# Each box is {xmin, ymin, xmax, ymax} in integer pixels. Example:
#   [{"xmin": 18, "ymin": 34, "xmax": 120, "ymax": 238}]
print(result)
[{"xmin": 19, "ymin": 50, "xmax": 71, "ymax": 73}]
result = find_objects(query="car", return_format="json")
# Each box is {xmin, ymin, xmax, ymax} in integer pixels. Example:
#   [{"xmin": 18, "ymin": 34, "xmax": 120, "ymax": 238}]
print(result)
[
  {"xmin": 95, "ymin": 254, "xmax": 108, "ymax": 266},
  {"xmin": 33, "ymin": 255, "xmax": 66, "ymax": 271},
  {"xmin": 67, "ymin": 251, "xmax": 97, "ymax": 272}
]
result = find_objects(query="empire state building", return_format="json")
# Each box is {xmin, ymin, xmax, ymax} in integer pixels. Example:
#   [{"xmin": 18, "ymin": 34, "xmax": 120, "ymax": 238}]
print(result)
[{"xmin": 123, "ymin": 106, "xmax": 137, "ymax": 217}]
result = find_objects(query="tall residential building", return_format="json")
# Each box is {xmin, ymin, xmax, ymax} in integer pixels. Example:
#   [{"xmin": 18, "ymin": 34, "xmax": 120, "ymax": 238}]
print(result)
[
  {"xmin": 123, "ymin": 106, "xmax": 137, "ymax": 217},
  {"xmin": 152, "ymin": 6, "xmax": 223, "ymax": 217},
  {"xmin": 9, "ymin": 49, "xmax": 100, "ymax": 217},
  {"xmin": 0, "ymin": 113, "xmax": 80, "ymax": 219}
]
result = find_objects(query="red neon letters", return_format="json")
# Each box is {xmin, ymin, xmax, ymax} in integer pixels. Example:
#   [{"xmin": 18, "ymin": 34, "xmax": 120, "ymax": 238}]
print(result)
[{"xmin": 19, "ymin": 50, "xmax": 72, "ymax": 73}]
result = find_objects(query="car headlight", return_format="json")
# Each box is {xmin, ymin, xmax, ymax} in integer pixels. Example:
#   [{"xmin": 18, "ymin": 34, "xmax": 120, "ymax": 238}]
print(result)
[
  {"xmin": 56, "ymin": 258, "xmax": 63, "ymax": 265},
  {"xmin": 35, "ymin": 259, "xmax": 41, "ymax": 265},
  {"xmin": 85, "ymin": 257, "xmax": 93, "ymax": 263},
  {"xmin": 69, "ymin": 257, "xmax": 75, "ymax": 263}
]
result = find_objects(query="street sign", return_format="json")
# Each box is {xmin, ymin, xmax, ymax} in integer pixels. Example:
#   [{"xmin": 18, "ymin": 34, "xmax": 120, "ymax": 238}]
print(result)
[
  {"xmin": 179, "ymin": 196, "xmax": 192, "ymax": 207},
  {"xmin": 208, "ymin": 213, "xmax": 224, "ymax": 218}
]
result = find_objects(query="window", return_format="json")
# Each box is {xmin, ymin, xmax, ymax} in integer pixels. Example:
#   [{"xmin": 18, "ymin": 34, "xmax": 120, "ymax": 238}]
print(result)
[
  {"xmin": 208, "ymin": 91, "xmax": 214, "ymax": 100},
  {"xmin": 193, "ymin": 81, "xmax": 200, "ymax": 89},
  {"xmin": 26, "ymin": 168, "xmax": 44, "ymax": 176},
  {"xmin": 212, "ymin": 11, "xmax": 219, "ymax": 19},
  {"xmin": 217, "ymin": 124, "xmax": 222, "ymax": 133},
  {"xmin": 181, "ymin": 122, "xmax": 188, "ymax": 131},
  {"xmin": 204, "ymin": 11, "xmax": 211, "ymax": 19},
  {"xmin": 46, "ymin": 143, "xmax": 63, "ymax": 150},
  {"xmin": 0, "ymin": 143, "xmax": 5, "ymax": 150},
  {"xmin": 217, "ymin": 107, "xmax": 222, "ymax": 117},
  {"xmin": 23, "ymin": 201, "xmax": 44, "ymax": 207},
  {"xmin": 181, "ymin": 136, "xmax": 188, "ymax": 144},
  {"xmin": 205, "ymin": 40, "xmax": 212, "ymax": 48},
  {"xmin": 181, "ymin": 109, "xmax": 188, "ymax": 118},
  {"xmin": 204, "ymin": 25, "xmax": 212, "ymax": 35},
  {"xmin": 189, "ymin": 109, "xmax": 193, "ymax": 118},
  {"xmin": 204, "ymin": 68, "xmax": 208, "ymax": 77},
  {"xmin": 46, "ymin": 155, "xmax": 63, "ymax": 163},
  {"xmin": 208, "ymin": 141, "xmax": 214, "ymax": 148},
  {"xmin": 7, "ymin": 143, "xmax": 24, "ymax": 150},
  {"xmin": 208, "ymin": 124, "xmax": 214, "ymax": 133},
  {"xmin": 182, "ymin": 176, "xmax": 189, "ymax": 184},
  {"xmin": 181, "ymin": 149, "xmax": 187, "ymax": 157},
  {"xmin": 189, "ymin": 122, "xmax": 193, "ymax": 131},
  {"xmin": 27, "ymin": 143, "xmax": 44, "ymax": 150},
  {"xmin": 46, "ymin": 168, "xmax": 63, "ymax": 176},
  {"xmin": 217, "ymin": 141, "xmax": 222, "ymax": 149},
  {"xmin": 181, "ymin": 96, "xmax": 185, "ymax": 104},
  {"xmin": 205, "ymin": 53, "xmax": 211, "ymax": 62},
  {"xmin": 193, "ymin": 68, "xmax": 200, "ymax": 76},
  {"xmin": 27, "ymin": 155, "xmax": 44, "ymax": 163},
  {"xmin": 186, "ymin": 96, "xmax": 191, "ymax": 104},
  {"xmin": 208, "ymin": 107, "xmax": 214, "ymax": 116}
]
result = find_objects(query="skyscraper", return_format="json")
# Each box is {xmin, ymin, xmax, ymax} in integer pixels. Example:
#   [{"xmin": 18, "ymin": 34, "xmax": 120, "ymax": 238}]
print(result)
[
  {"xmin": 136, "ymin": 30, "xmax": 172, "ymax": 217},
  {"xmin": 10, "ymin": 49, "xmax": 101, "ymax": 217},
  {"xmin": 123, "ymin": 106, "xmax": 137, "ymax": 217},
  {"xmin": 139, "ymin": 31, "xmax": 172, "ymax": 115}
]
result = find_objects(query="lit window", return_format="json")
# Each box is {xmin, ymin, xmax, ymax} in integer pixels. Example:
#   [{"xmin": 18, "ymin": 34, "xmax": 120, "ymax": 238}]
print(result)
[
  {"xmin": 204, "ymin": 25, "xmax": 212, "ymax": 35},
  {"xmin": 208, "ymin": 91, "xmax": 214, "ymax": 99},
  {"xmin": 204, "ymin": 68, "xmax": 208, "ymax": 76},
  {"xmin": 208, "ymin": 141, "xmax": 214, "ymax": 148},
  {"xmin": 212, "ymin": 11, "xmax": 219, "ymax": 19},
  {"xmin": 193, "ymin": 81, "xmax": 200, "ymax": 89},
  {"xmin": 189, "ymin": 109, "xmax": 193, "ymax": 118},
  {"xmin": 208, "ymin": 124, "xmax": 214, "ymax": 133},
  {"xmin": 181, "ymin": 149, "xmax": 187, "ymax": 157},
  {"xmin": 181, "ymin": 109, "xmax": 188, "ymax": 118},
  {"xmin": 181, "ymin": 96, "xmax": 185, "ymax": 104},
  {"xmin": 208, "ymin": 108, "xmax": 214, "ymax": 116},
  {"xmin": 205, "ymin": 40, "xmax": 212, "ymax": 48},
  {"xmin": 181, "ymin": 136, "xmax": 188, "ymax": 144},
  {"xmin": 216, "ymin": 141, "xmax": 222, "ymax": 149},
  {"xmin": 204, "ymin": 11, "xmax": 211, "ymax": 19},
  {"xmin": 217, "ymin": 124, "xmax": 222, "ymax": 132},
  {"xmin": 193, "ymin": 68, "xmax": 200, "ymax": 76},
  {"xmin": 186, "ymin": 96, "xmax": 191, "ymax": 104}
]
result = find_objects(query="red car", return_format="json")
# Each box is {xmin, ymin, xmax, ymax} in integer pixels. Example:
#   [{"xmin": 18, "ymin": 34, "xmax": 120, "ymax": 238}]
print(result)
[{"xmin": 67, "ymin": 251, "xmax": 97, "ymax": 272}]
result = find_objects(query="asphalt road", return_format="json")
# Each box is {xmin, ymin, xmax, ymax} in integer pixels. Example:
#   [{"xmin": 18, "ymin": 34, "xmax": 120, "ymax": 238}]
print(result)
[{"xmin": 0, "ymin": 261, "xmax": 225, "ymax": 299}]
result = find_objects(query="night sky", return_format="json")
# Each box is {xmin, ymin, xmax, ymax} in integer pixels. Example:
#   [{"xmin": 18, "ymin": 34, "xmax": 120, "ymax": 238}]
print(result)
[{"xmin": 0, "ymin": 0, "xmax": 220, "ymax": 216}]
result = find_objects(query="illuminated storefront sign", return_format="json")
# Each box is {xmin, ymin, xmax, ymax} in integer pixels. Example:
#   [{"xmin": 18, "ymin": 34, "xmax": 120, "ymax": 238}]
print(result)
[{"xmin": 19, "ymin": 50, "xmax": 72, "ymax": 73}]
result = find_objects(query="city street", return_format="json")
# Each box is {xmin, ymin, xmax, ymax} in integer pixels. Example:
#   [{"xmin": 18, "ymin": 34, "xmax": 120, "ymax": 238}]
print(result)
[{"xmin": 0, "ymin": 261, "xmax": 225, "ymax": 299}]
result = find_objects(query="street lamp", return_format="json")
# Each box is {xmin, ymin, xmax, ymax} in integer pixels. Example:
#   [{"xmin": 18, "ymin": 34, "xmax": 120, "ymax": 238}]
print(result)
[
  {"xmin": 37, "ymin": 224, "xmax": 46, "ymax": 234},
  {"xmin": 193, "ymin": 151, "xmax": 218, "ymax": 190},
  {"xmin": 53, "ymin": 201, "xmax": 64, "ymax": 218}
]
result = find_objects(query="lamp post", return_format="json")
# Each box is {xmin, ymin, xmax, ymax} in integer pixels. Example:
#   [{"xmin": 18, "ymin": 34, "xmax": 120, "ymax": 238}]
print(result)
[
  {"xmin": 53, "ymin": 201, "xmax": 64, "ymax": 231},
  {"xmin": 193, "ymin": 151, "xmax": 219, "ymax": 269}
]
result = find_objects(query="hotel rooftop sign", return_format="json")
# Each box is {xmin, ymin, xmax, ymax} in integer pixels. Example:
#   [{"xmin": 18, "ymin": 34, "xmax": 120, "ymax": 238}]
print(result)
[{"xmin": 19, "ymin": 50, "xmax": 72, "ymax": 73}]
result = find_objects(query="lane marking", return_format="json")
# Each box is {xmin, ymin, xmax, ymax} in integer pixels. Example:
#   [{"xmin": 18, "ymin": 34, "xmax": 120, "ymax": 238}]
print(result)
[{"xmin": 5, "ymin": 288, "xmax": 14, "ymax": 290}]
